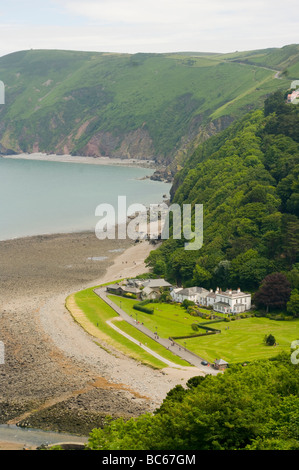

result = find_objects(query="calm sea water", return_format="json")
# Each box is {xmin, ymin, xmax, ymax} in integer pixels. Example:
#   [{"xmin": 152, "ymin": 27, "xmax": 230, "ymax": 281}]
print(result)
[
  {"xmin": 0, "ymin": 158, "xmax": 171, "ymax": 241},
  {"xmin": 0, "ymin": 424, "xmax": 88, "ymax": 448}
]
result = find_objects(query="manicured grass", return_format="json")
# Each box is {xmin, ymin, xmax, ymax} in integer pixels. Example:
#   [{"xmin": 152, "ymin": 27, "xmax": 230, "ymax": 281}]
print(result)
[
  {"xmin": 110, "ymin": 318, "xmax": 189, "ymax": 367},
  {"xmin": 108, "ymin": 296, "xmax": 299, "ymax": 365},
  {"xmin": 71, "ymin": 289, "xmax": 299, "ymax": 367},
  {"xmin": 176, "ymin": 316, "xmax": 299, "ymax": 364},
  {"xmin": 72, "ymin": 287, "xmax": 189, "ymax": 368},
  {"xmin": 107, "ymin": 295, "xmax": 207, "ymax": 338}
]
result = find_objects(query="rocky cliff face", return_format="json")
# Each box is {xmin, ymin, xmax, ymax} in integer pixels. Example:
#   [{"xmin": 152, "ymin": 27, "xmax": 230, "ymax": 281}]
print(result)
[
  {"xmin": 150, "ymin": 115, "xmax": 235, "ymax": 182},
  {"xmin": 76, "ymin": 127, "xmax": 155, "ymax": 160}
]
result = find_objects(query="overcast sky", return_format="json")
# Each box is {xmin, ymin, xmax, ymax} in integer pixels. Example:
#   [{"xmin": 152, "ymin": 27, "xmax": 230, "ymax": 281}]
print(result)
[{"xmin": 0, "ymin": 0, "xmax": 298, "ymax": 57}]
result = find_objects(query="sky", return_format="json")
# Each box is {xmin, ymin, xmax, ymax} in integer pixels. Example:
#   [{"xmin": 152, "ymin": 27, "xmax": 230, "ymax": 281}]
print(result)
[{"xmin": 0, "ymin": 0, "xmax": 298, "ymax": 57}]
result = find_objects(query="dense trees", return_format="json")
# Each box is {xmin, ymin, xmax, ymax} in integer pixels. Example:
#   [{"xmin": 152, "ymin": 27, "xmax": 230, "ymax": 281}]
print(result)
[
  {"xmin": 85, "ymin": 92, "xmax": 299, "ymax": 453},
  {"xmin": 146, "ymin": 93, "xmax": 299, "ymax": 294},
  {"xmin": 253, "ymin": 273, "xmax": 291, "ymax": 312},
  {"xmin": 86, "ymin": 354, "xmax": 299, "ymax": 450},
  {"xmin": 287, "ymin": 289, "xmax": 299, "ymax": 317}
]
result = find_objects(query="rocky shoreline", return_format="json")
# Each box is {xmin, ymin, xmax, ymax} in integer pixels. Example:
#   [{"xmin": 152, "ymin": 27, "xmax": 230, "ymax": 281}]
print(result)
[
  {"xmin": 6, "ymin": 387, "xmax": 152, "ymax": 437},
  {"xmin": 0, "ymin": 232, "xmax": 201, "ymax": 445}
]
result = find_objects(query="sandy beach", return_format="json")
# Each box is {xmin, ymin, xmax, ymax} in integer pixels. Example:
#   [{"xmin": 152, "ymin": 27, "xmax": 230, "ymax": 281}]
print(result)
[
  {"xmin": 1, "ymin": 153, "xmax": 156, "ymax": 168},
  {"xmin": 0, "ymin": 230, "xmax": 202, "ymax": 449}
]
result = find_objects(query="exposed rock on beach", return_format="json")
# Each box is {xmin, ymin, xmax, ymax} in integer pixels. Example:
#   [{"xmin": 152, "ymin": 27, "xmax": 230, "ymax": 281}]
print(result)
[{"xmin": 0, "ymin": 232, "xmax": 201, "ymax": 441}]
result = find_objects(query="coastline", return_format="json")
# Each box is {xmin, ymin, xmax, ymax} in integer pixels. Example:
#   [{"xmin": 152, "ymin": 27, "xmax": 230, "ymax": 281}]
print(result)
[
  {"xmin": 0, "ymin": 230, "xmax": 201, "ymax": 449},
  {"xmin": 1, "ymin": 152, "xmax": 156, "ymax": 169}
]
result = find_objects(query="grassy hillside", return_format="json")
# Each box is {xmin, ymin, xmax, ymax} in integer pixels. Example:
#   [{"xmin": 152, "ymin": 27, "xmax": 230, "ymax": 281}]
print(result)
[{"xmin": 0, "ymin": 45, "xmax": 298, "ymax": 169}]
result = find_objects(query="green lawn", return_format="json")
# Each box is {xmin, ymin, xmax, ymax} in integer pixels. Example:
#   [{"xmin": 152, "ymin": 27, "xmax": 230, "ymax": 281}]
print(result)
[
  {"xmin": 71, "ymin": 289, "xmax": 299, "ymax": 367},
  {"xmin": 108, "ymin": 296, "xmax": 299, "ymax": 365},
  {"xmin": 110, "ymin": 318, "xmax": 188, "ymax": 367},
  {"xmin": 107, "ymin": 295, "xmax": 208, "ymax": 338},
  {"xmin": 72, "ymin": 287, "xmax": 189, "ymax": 368},
  {"xmin": 176, "ymin": 316, "xmax": 299, "ymax": 364}
]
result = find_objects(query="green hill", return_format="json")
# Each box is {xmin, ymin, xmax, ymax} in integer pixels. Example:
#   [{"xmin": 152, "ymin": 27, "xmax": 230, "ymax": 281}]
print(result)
[
  {"xmin": 146, "ymin": 90, "xmax": 299, "ymax": 291},
  {"xmin": 0, "ymin": 45, "xmax": 298, "ymax": 172}
]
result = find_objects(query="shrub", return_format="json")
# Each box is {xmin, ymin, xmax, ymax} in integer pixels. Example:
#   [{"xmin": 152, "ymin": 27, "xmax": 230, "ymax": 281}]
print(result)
[
  {"xmin": 123, "ymin": 293, "xmax": 137, "ymax": 299},
  {"xmin": 182, "ymin": 299, "xmax": 196, "ymax": 309},
  {"xmin": 264, "ymin": 334, "xmax": 276, "ymax": 346},
  {"xmin": 133, "ymin": 304, "xmax": 154, "ymax": 314}
]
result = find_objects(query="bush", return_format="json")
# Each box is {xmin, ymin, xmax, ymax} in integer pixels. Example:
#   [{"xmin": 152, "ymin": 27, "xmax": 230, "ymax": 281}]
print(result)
[
  {"xmin": 138, "ymin": 299, "xmax": 151, "ymax": 306},
  {"xmin": 264, "ymin": 333, "xmax": 276, "ymax": 346},
  {"xmin": 133, "ymin": 304, "xmax": 154, "ymax": 314},
  {"xmin": 188, "ymin": 309, "xmax": 198, "ymax": 316},
  {"xmin": 182, "ymin": 299, "xmax": 196, "ymax": 309},
  {"xmin": 123, "ymin": 293, "xmax": 137, "ymax": 299}
]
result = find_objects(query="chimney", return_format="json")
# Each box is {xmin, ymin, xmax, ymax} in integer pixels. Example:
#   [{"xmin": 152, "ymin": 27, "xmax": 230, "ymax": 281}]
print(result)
[{"xmin": 237, "ymin": 287, "xmax": 241, "ymax": 293}]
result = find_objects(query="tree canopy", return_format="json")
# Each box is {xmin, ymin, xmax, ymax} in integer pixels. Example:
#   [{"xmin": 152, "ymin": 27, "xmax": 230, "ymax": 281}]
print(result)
[
  {"xmin": 146, "ymin": 93, "xmax": 299, "ymax": 292},
  {"xmin": 86, "ymin": 354, "xmax": 299, "ymax": 450}
]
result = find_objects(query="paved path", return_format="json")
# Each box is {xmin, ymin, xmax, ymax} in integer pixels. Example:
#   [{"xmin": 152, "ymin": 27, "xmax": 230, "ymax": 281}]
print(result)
[
  {"xmin": 94, "ymin": 287, "xmax": 219, "ymax": 375},
  {"xmin": 106, "ymin": 318, "xmax": 187, "ymax": 369}
]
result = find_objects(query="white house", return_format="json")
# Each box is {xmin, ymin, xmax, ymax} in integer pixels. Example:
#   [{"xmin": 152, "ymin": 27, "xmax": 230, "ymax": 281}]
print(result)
[
  {"xmin": 206, "ymin": 290, "xmax": 217, "ymax": 307},
  {"xmin": 287, "ymin": 90, "xmax": 299, "ymax": 103},
  {"xmin": 171, "ymin": 285, "xmax": 251, "ymax": 314},
  {"xmin": 213, "ymin": 288, "xmax": 251, "ymax": 314},
  {"xmin": 170, "ymin": 286, "xmax": 209, "ymax": 304}
]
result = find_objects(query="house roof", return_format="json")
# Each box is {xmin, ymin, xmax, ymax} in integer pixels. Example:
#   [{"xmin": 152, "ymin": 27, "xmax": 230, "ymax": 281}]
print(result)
[
  {"xmin": 214, "ymin": 359, "xmax": 228, "ymax": 365},
  {"xmin": 176, "ymin": 286, "xmax": 209, "ymax": 296},
  {"xmin": 143, "ymin": 279, "xmax": 172, "ymax": 288},
  {"xmin": 207, "ymin": 292, "xmax": 216, "ymax": 298},
  {"xmin": 218, "ymin": 289, "xmax": 251, "ymax": 298},
  {"xmin": 171, "ymin": 287, "xmax": 183, "ymax": 293},
  {"xmin": 106, "ymin": 284, "xmax": 121, "ymax": 290},
  {"xmin": 142, "ymin": 286, "xmax": 155, "ymax": 295},
  {"xmin": 123, "ymin": 287, "xmax": 140, "ymax": 294}
]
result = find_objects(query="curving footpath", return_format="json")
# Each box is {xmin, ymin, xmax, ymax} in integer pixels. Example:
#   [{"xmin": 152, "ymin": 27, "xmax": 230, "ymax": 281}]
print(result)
[
  {"xmin": 106, "ymin": 318, "xmax": 186, "ymax": 368},
  {"xmin": 95, "ymin": 287, "xmax": 219, "ymax": 375}
]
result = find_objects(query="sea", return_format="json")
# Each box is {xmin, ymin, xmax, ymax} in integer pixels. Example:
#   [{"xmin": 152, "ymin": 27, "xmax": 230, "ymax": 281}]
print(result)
[{"xmin": 0, "ymin": 157, "xmax": 171, "ymax": 241}]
